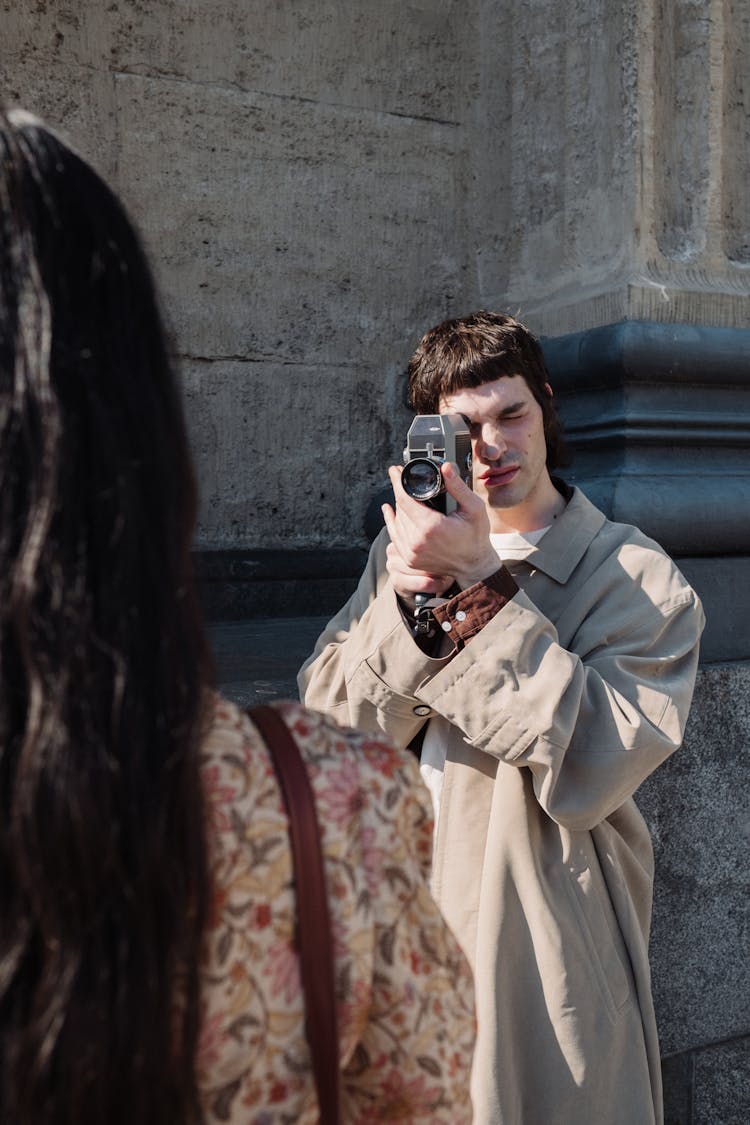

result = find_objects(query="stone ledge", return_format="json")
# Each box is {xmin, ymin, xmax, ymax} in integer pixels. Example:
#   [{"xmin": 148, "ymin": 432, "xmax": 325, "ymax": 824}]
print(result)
[
  {"xmin": 673, "ymin": 558, "xmax": 750, "ymax": 664},
  {"xmin": 542, "ymin": 321, "xmax": 750, "ymax": 556},
  {"xmin": 662, "ymin": 1034, "xmax": 750, "ymax": 1125},
  {"xmin": 543, "ymin": 321, "xmax": 750, "ymax": 391},
  {"xmin": 195, "ymin": 547, "xmax": 367, "ymax": 620},
  {"xmin": 195, "ymin": 546, "xmax": 749, "ymax": 663}
]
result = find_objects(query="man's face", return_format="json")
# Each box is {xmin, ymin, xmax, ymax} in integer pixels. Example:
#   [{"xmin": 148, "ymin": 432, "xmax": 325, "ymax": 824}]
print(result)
[{"xmin": 439, "ymin": 374, "xmax": 554, "ymax": 533}]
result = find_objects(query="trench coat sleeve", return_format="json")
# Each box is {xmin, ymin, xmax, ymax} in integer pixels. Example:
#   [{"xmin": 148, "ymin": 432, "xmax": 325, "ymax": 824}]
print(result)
[
  {"xmin": 415, "ymin": 574, "xmax": 705, "ymax": 832},
  {"xmin": 298, "ymin": 529, "xmax": 451, "ymax": 748}
]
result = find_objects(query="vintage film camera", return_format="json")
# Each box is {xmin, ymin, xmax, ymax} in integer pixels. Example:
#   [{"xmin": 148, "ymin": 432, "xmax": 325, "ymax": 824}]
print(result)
[{"xmin": 401, "ymin": 414, "xmax": 473, "ymax": 514}]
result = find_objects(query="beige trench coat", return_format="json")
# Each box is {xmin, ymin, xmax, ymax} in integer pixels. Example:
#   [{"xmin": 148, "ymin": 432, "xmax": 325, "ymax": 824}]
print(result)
[{"xmin": 299, "ymin": 488, "xmax": 704, "ymax": 1125}]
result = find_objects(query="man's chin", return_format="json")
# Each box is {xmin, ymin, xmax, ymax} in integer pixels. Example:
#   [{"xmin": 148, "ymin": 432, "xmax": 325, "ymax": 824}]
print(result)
[{"xmin": 485, "ymin": 486, "xmax": 524, "ymax": 511}]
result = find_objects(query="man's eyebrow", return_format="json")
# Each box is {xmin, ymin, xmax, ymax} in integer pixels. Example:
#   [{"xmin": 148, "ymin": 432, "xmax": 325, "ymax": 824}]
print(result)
[{"xmin": 464, "ymin": 401, "xmax": 527, "ymax": 421}]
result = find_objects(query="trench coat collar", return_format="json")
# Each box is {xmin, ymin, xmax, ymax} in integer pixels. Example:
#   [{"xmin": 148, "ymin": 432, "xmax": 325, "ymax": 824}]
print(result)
[{"xmin": 518, "ymin": 485, "xmax": 607, "ymax": 585}]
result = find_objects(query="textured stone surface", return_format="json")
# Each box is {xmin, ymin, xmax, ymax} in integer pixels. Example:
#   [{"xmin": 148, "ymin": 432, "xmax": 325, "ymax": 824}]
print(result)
[
  {"xmin": 195, "ymin": 547, "xmax": 366, "ymax": 620},
  {"xmin": 113, "ymin": 74, "xmax": 469, "ymax": 366},
  {"xmin": 209, "ymin": 615, "xmax": 328, "ymax": 707},
  {"xmin": 4, "ymin": 0, "xmax": 749, "ymax": 549},
  {"xmin": 480, "ymin": 0, "xmax": 638, "ymax": 323},
  {"xmin": 638, "ymin": 663, "xmax": 750, "ymax": 1055},
  {"xmin": 723, "ymin": 1, "xmax": 750, "ymax": 263},
  {"xmin": 3, "ymin": 0, "xmax": 474, "ymax": 122},
  {"xmin": 182, "ymin": 357, "xmax": 402, "ymax": 548},
  {"xmin": 541, "ymin": 323, "xmax": 750, "ymax": 626},
  {"xmin": 2, "ymin": 0, "xmax": 481, "ymax": 549},
  {"xmin": 475, "ymin": 0, "xmax": 750, "ymax": 335},
  {"xmin": 693, "ymin": 1037, "xmax": 750, "ymax": 1125},
  {"xmin": 661, "ymin": 1051, "xmax": 695, "ymax": 1125}
]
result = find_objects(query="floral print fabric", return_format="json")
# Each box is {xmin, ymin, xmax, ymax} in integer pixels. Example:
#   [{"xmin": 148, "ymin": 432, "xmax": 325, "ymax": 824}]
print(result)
[{"xmin": 197, "ymin": 697, "xmax": 475, "ymax": 1123}]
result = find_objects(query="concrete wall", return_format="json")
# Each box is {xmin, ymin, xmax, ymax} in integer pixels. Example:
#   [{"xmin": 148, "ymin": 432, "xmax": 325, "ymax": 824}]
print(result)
[
  {"xmin": 639, "ymin": 662, "xmax": 750, "ymax": 1124},
  {"xmin": 482, "ymin": 0, "xmax": 750, "ymax": 336},
  {"xmin": 5, "ymin": 2, "xmax": 748, "ymax": 554},
  {"xmin": 2, "ymin": 0, "xmax": 482, "ymax": 551}
]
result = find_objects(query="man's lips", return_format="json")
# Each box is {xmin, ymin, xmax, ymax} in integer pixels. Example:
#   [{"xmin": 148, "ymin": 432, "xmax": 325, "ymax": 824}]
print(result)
[{"xmin": 478, "ymin": 465, "xmax": 520, "ymax": 486}]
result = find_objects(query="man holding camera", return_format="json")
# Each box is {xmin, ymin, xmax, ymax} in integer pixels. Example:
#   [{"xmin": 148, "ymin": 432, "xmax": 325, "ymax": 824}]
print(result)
[{"xmin": 299, "ymin": 311, "xmax": 704, "ymax": 1124}]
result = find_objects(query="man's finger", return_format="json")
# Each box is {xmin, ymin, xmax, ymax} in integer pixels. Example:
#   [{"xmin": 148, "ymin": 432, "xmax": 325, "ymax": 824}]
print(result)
[
  {"xmin": 383, "ymin": 503, "xmax": 414, "ymax": 558},
  {"xmin": 441, "ymin": 461, "xmax": 481, "ymax": 512},
  {"xmin": 382, "ymin": 503, "xmax": 398, "ymax": 544}
]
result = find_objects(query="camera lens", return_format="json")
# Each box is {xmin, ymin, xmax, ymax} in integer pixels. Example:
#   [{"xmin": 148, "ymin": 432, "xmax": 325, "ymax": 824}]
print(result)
[{"xmin": 402, "ymin": 458, "xmax": 445, "ymax": 501}]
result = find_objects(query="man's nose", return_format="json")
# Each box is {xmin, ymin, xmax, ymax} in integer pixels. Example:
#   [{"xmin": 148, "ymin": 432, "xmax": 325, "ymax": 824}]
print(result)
[{"xmin": 476, "ymin": 424, "xmax": 507, "ymax": 461}]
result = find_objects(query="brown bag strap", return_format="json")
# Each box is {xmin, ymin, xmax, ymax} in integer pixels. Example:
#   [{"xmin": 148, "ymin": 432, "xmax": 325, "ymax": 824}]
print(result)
[{"xmin": 248, "ymin": 705, "xmax": 341, "ymax": 1124}]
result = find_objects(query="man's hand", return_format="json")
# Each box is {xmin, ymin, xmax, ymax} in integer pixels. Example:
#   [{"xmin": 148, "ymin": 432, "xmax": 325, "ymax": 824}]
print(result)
[
  {"xmin": 382, "ymin": 461, "xmax": 499, "ymax": 594},
  {"xmin": 384, "ymin": 539, "xmax": 455, "ymax": 599}
]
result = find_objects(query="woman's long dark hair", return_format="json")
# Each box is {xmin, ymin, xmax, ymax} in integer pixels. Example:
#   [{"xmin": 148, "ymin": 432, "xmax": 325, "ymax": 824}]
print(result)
[{"xmin": 0, "ymin": 110, "xmax": 213, "ymax": 1123}]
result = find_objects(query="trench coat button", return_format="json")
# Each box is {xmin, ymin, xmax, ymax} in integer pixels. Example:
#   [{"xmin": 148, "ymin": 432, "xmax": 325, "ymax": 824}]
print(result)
[
  {"xmin": 455, "ymin": 610, "xmax": 467, "ymax": 621},
  {"xmin": 413, "ymin": 704, "xmax": 431, "ymax": 717},
  {"xmin": 441, "ymin": 620, "xmax": 452, "ymax": 631}
]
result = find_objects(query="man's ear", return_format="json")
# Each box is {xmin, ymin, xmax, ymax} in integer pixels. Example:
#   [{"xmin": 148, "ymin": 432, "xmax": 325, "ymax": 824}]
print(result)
[{"xmin": 544, "ymin": 382, "xmax": 553, "ymax": 398}]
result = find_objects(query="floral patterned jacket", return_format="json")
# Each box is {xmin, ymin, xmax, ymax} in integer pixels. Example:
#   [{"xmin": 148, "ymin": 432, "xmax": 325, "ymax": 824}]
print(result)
[{"xmin": 197, "ymin": 696, "xmax": 475, "ymax": 1123}]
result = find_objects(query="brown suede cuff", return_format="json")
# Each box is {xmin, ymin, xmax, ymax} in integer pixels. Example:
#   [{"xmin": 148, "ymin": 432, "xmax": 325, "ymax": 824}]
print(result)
[{"xmin": 430, "ymin": 567, "xmax": 519, "ymax": 650}]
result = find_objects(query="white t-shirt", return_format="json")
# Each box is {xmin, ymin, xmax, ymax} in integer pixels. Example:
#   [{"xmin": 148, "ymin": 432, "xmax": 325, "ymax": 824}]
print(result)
[{"xmin": 419, "ymin": 526, "xmax": 550, "ymax": 823}]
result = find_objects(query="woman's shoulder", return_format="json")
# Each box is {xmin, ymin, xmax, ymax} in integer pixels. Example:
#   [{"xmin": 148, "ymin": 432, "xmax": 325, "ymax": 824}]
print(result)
[
  {"xmin": 201, "ymin": 694, "xmax": 434, "ymax": 878},
  {"xmin": 204, "ymin": 694, "xmax": 429, "ymax": 817},
  {"xmin": 205, "ymin": 693, "xmax": 414, "ymax": 768}
]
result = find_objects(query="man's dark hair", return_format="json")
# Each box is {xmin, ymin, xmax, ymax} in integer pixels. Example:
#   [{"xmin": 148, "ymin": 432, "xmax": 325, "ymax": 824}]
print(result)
[
  {"xmin": 407, "ymin": 310, "xmax": 569, "ymax": 470},
  {"xmin": 0, "ymin": 110, "xmax": 212, "ymax": 1124}
]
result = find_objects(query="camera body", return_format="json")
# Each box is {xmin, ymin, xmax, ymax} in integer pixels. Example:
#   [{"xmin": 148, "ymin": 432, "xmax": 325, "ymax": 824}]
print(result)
[{"xmin": 401, "ymin": 414, "xmax": 473, "ymax": 514}]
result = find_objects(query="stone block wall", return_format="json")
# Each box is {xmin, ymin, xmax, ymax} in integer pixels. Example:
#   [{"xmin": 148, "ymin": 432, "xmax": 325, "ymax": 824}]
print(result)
[
  {"xmin": 483, "ymin": 0, "xmax": 750, "ymax": 335},
  {"xmin": 639, "ymin": 663, "xmax": 750, "ymax": 1123},
  {"xmin": 2, "ymin": 0, "xmax": 482, "ymax": 551}
]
